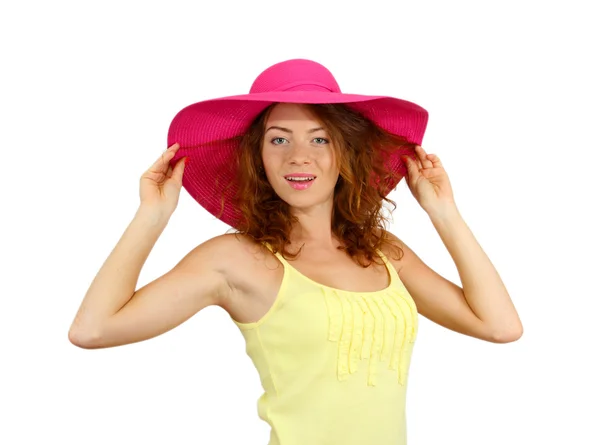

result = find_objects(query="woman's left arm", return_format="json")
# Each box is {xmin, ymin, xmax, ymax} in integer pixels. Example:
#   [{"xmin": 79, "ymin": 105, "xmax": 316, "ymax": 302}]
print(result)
[
  {"xmin": 398, "ymin": 145, "xmax": 523, "ymax": 342},
  {"xmin": 428, "ymin": 205, "xmax": 523, "ymax": 341}
]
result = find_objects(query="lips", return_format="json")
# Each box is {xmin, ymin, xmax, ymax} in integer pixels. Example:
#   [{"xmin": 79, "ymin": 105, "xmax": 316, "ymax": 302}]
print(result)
[
  {"xmin": 284, "ymin": 173, "xmax": 317, "ymax": 182},
  {"xmin": 284, "ymin": 173, "xmax": 316, "ymax": 190}
]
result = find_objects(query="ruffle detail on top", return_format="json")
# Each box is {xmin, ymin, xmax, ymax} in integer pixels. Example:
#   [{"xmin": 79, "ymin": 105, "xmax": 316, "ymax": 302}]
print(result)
[{"xmin": 322, "ymin": 284, "xmax": 418, "ymax": 386}]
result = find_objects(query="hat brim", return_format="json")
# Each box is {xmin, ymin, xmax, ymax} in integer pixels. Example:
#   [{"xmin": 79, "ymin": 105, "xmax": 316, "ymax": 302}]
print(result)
[
  {"xmin": 167, "ymin": 91, "xmax": 428, "ymax": 228},
  {"xmin": 168, "ymin": 91, "xmax": 427, "ymax": 145}
]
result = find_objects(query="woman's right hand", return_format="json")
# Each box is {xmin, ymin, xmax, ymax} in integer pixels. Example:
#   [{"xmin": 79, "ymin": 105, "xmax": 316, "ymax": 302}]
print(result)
[{"xmin": 139, "ymin": 143, "xmax": 187, "ymax": 217}]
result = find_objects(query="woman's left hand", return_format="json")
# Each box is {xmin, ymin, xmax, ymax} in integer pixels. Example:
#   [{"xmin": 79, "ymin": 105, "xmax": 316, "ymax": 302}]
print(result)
[{"xmin": 402, "ymin": 145, "xmax": 457, "ymax": 216}]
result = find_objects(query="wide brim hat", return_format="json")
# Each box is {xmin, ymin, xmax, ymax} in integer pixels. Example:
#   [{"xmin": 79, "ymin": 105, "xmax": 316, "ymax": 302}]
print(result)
[{"xmin": 167, "ymin": 58, "xmax": 428, "ymax": 229}]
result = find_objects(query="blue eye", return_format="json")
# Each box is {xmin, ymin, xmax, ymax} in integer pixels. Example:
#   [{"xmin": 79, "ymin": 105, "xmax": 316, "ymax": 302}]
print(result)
[
  {"xmin": 271, "ymin": 137, "xmax": 288, "ymax": 145},
  {"xmin": 270, "ymin": 137, "xmax": 329, "ymax": 145}
]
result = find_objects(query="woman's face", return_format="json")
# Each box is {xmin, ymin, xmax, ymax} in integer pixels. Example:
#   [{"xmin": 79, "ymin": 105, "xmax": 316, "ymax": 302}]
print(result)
[{"xmin": 261, "ymin": 103, "xmax": 340, "ymax": 211}]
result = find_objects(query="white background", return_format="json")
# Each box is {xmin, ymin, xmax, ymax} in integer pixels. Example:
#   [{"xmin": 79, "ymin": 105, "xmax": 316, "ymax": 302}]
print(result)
[{"xmin": 1, "ymin": 0, "xmax": 598, "ymax": 444}]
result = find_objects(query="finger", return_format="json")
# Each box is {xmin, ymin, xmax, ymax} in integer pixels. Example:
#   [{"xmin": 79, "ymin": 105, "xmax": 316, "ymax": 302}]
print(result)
[
  {"xmin": 402, "ymin": 155, "xmax": 417, "ymax": 179},
  {"xmin": 170, "ymin": 156, "xmax": 187, "ymax": 185},
  {"xmin": 411, "ymin": 146, "xmax": 423, "ymax": 170},
  {"xmin": 161, "ymin": 142, "xmax": 180, "ymax": 159},
  {"xmin": 165, "ymin": 142, "xmax": 180, "ymax": 152},
  {"xmin": 149, "ymin": 145, "xmax": 178, "ymax": 172},
  {"xmin": 415, "ymin": 145, "xmax": 432, "ymax": 168},
  {"xmin": 427, "ymin": 153, "xmax": 443, "ymax": 168}
]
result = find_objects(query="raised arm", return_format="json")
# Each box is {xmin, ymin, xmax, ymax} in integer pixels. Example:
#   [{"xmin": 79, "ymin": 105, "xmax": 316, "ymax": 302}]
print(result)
[
  {"xmin": 69, "ymin": 225, "xmax": 233, "ymax": 349},
  {"xmin": 68, "ymin": 142, "xmax": 230, "ymax": 348}
]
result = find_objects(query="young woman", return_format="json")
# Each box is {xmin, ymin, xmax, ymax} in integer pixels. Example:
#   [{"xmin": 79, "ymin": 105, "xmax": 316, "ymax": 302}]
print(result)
[{"xmin": 69, "ymin": 59, "xmax": 522, "ymax": 445}]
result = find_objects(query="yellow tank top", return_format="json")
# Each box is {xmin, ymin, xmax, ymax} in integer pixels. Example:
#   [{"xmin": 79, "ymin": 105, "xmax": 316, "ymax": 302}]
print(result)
[{"xmin": 231, "ymin": 245, "xmax": 419, "ymax": 445}]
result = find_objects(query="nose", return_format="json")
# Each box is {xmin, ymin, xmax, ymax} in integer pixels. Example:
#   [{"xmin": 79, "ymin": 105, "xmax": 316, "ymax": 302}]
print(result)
[{"xmin": 288, "ymin": 142, "xmax": 312, "ymax": 165}]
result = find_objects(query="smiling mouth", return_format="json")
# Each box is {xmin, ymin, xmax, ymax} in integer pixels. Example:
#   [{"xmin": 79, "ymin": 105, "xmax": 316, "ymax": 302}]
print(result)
[
  {"xmin": 285, "ymin": 177, "xmax": 315, "ymax": 183},
  {"xmin": 284, "ymin": 175, "xmax": 317, "ymax": 182},
  {"xmin": 284, "ymin": 175, "xmax": 316, "ymax": 190}
]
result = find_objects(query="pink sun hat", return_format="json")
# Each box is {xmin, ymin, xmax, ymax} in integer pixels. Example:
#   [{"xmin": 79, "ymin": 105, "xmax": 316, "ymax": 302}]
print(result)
[{"xmin": 167, "ymin": 58, "xmax": 428, "ymax": 228}]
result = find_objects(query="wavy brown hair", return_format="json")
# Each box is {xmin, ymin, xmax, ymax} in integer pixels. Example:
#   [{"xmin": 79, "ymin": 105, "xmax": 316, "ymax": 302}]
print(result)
[{"xmin": 232, "ymin": 103, "xmax": 415, "ymax": 267}]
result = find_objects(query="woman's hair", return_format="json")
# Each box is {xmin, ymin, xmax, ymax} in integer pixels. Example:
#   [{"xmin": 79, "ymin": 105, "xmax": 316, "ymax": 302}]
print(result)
[{"xmin": 232, "ymin": 103, "xmax": 414, "ymax": 267}]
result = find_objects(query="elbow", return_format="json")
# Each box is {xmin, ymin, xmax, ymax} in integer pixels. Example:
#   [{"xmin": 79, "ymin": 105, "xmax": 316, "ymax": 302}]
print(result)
[
  {"xmin": 491, "ymin": 325, "xmax": 524, "ymax": 343},
  {"xmin": 68, "ymin": 327, "xmax": 103, "ymax": 349}
]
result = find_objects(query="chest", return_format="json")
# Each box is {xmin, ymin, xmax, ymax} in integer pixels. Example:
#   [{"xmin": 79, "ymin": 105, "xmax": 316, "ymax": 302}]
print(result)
[
  {"xmin": 237, "ymin": 253, "xmax": 419, "ymax": 388},
  {"xmin": 226, "ymin": 247, "xmax": 395, "ymax": 325},
  {"xmin": 287, "ymin": 249, "xmax": 392, "ymax": 293}
]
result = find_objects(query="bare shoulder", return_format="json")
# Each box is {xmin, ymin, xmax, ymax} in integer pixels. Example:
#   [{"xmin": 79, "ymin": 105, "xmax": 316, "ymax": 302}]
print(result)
[
  {"xmin": 379, "ymin": 229, "xmax": 435, "ymax": 278},
  {"xmin": 378, "ymin": 229, "xmax": 408, "ymax": 270},
  {"xmin": 191, "ymin": 233, "xmax": 282, "ymax": 310},
  {"xmin": 378, "ymin": 229, "xmax": 493, "ymax": 341},
  {"xmin": 197, "ymin": 232, "xmax": 276, "ymax": 272}
]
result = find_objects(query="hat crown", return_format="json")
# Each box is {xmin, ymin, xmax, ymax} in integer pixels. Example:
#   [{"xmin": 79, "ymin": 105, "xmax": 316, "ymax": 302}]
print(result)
[{"xmin": 249, "ymin": 59, "xmax": 341, "ymax": 94}]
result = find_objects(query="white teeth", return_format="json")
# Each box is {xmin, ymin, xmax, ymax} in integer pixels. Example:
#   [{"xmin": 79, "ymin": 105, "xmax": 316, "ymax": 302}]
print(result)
[{"xmin": 286, "ymin": 177, "xmax": 314, "ymax": 181}]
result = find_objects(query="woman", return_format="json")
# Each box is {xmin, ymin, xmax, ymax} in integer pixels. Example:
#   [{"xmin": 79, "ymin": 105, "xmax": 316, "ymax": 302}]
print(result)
[{"xmin": 69, "ymin": 59, "xmax": 523, "ymax": 445}]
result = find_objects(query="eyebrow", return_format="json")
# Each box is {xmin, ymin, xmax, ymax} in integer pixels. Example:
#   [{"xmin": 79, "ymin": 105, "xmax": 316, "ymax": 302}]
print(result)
[{"xmin": 265, "ymin": 126, "xmax": 325, "ymax": 134}]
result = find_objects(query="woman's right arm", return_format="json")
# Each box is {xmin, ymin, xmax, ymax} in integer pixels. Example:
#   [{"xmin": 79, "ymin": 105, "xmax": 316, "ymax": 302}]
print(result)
[
  {"xmin": 68, "ymin": 209, "xmax": 232, "ymax": 349},
  {"xmin": 68, "ymin": 142, "xmax": 232, "ymax": 349}
]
